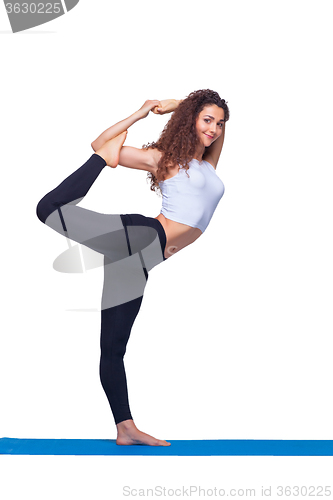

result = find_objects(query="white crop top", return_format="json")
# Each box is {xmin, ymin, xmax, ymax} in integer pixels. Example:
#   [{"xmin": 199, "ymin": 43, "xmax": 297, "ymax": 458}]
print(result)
[{"xmin": 158, "ymin": 159, "xmax": 225, "ymax": 233}]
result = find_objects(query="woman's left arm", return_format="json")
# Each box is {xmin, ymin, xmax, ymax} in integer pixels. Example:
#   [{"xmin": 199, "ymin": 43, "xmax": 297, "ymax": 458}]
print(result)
[
  {"xmin": 151, "ymin": 99, "xmax": 182, "ymax": 114},
  {"xmin": 203, "ymin": 122, "xmax": 226, "ymax": 169},
  {"xmin": 91, "ymin": 100, "xmax": 161, "ymax": 151}
]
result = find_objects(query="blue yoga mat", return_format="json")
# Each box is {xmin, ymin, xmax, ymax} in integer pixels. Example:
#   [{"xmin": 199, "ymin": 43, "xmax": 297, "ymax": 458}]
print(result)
[{"xmin": 1, "ymin": 438, "xmax": 333, "ymax": 456}]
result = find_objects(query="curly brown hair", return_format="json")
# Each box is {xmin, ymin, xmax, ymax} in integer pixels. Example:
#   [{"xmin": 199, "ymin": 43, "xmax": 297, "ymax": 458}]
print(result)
[{"xmin": 143, "ymin": 89, "xmax": 230, "ymax": 195}]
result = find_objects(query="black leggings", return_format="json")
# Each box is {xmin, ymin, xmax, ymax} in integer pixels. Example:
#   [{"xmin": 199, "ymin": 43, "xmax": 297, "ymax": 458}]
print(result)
[{"xmin": 36, "ymin": 153, "xmax": 167, "ymax": 424}]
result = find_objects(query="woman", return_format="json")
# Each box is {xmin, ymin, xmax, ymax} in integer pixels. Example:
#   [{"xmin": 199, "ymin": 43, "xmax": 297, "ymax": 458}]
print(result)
[{"xmin": 36, "ymin": 89, "xmax": 230, "ymax": 446}]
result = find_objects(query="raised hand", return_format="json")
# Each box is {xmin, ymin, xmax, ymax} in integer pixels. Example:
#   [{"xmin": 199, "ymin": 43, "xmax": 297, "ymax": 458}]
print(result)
[
  {"xmin": 151, "ymin": 99, "xmax": 180, "ymax": 115},
  {"xmin": 138, "ymin": 100, "xmax": 162, "ymax": 119},
  {"xmin": 92, "ymin": 99, "xmax": 179, "ymax": 152}
]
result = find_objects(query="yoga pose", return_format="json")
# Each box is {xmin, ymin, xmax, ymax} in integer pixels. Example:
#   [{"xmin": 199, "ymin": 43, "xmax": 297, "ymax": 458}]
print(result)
[{"xmin": 36, "ymin": 89, "xmax": 230, "ymax": 446}]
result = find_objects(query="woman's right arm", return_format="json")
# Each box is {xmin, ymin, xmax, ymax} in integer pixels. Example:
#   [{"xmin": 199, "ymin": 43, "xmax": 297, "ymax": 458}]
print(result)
[{"xmin": 91, "ymin": 100, "xmax": 162, "ymax": 151}]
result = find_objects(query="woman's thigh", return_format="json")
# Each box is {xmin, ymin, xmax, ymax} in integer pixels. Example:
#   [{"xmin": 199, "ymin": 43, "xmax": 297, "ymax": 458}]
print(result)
[
  {"xmin": 101, "ymin": 213, "xmax": 167, "ymax": 310},
  {"xmin": 46, "ymin": 207, "xmax": 166, "ymax": 265},
  {"xmin": 46, "ymin": 206, "xmax": 167, "ymax": 310}
]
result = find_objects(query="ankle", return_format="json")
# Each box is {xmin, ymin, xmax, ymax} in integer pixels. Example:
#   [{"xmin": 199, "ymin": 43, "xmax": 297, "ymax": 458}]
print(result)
[
  {"xmin": 117, "ymin": 419, "xmax": 135, "ymax": 431},
  {"xmin": 95, "ymin": 147, "xmax": 107, "ymax": 162},
  {"xmin": 94, "ymin": 152, "xmax": 107, "ymax": 164}
]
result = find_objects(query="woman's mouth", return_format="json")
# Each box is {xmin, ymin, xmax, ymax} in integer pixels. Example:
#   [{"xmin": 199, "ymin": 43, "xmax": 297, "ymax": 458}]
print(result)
[{"xmin": 204, "ymin": 133, "xmax": 214, "ymax": 139}]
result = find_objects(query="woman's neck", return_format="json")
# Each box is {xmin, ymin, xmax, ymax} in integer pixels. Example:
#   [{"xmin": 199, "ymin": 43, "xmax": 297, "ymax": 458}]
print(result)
[{"xmin": 193, "ymin": 144, "xmax": 205, "ymax": 162}]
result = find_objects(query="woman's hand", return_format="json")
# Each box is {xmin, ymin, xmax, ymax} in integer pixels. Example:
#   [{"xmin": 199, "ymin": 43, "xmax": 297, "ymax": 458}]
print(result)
[
  {"xmin": 151, "ymin": 99, "xmax": 181, "ymax": 115},
  {"xmin": 137, "ymin": 100, "xmax": 162, "ymax": 119},
  {"xmin": 91, "ymin": 98, "xmax": 179, "ymax": 152},
  {"xmin": 92, "ymin": 101, "xmax": 161, "ymax": 150}
]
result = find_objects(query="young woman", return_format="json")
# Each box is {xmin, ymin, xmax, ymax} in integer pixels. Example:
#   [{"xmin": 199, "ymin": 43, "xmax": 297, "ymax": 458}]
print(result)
[{"xmin": 36, "ymin": 89, "xmax": 230, "ymax": 446}]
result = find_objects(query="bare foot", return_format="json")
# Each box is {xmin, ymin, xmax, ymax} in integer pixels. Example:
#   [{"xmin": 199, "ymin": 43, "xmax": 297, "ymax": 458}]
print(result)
[
  {"xmin": 116, "ymin": 419, "xmax": 171, "ymax": 446},
  {"xmin": 95, "ymin": 131, "xmax": 127, "ymax": 168}
]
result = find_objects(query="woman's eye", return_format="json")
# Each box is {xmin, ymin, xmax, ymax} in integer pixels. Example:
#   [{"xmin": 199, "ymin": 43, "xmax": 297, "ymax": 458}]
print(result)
[{"xmin": 204, "ymin": 119, "xmax": 210, "ymax": 123}]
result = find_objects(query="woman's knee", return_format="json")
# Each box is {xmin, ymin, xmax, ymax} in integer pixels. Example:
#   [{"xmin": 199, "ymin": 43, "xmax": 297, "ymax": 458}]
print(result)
[{"xmin": 36, "ymin": 194, "xmax": 54, "ymax": 224}]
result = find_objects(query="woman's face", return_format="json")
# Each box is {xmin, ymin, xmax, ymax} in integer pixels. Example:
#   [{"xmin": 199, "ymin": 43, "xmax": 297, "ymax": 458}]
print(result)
[{"xmin": 196, "ymin": 105, "xmax": 225, "ymax": 148}]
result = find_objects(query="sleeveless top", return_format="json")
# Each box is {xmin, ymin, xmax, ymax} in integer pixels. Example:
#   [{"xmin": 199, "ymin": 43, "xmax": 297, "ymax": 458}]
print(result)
[{"xmin": 158, "ymin": 159, "xmax": 225, "ymax": 233}]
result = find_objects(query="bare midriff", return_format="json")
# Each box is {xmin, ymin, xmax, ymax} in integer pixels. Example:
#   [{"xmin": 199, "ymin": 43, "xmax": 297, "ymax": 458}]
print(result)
[{"xmin": 154, "ymin": 213, "xmax": 202, "ymax": 259}]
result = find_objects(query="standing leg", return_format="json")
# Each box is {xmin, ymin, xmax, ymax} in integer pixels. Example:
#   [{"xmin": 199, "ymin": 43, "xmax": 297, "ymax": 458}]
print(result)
[
  {"xmin": 100, "ymin": 292, "xmax": 144, "ymax": 425},
  {"xmin": 94, "ymin": 204, "xmax": 170, "ymax": 445}
]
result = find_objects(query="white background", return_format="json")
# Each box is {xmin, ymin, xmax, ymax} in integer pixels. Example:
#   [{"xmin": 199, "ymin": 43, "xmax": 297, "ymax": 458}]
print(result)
[{"xmin": 1, "ymin": 0, "xmax": 333, "ymax": 497}]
